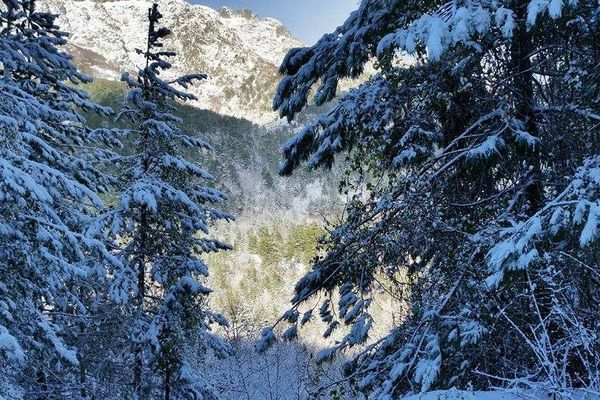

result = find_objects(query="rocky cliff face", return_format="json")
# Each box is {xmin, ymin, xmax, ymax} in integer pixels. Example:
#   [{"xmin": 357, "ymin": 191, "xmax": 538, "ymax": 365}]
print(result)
[{"xmin": 41, "ymin": 0, "xmax": 303, "ymax": 123}]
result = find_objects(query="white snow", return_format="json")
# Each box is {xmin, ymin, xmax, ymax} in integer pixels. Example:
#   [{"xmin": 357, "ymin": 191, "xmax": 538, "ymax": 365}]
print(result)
[
  {"xmin": 403, "ymin": 388, "xmax": 597, "ymax": 400},
  {"xmin": 580, "ymin": 203, "xmax": 599, "ymax": 247},
  {"xmin": 39, "ymin": 0, "xmax": 304, "ymax": 124},
  {"xmin": 0, "ymin": 325, "xmax": 24, "ymax": 363}
]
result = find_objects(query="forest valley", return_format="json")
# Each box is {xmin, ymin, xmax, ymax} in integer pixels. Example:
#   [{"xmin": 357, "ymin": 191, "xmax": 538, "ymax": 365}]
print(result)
[{"xmin": 0, "ymin": 0, "xmax": 599, "ymax": 399}]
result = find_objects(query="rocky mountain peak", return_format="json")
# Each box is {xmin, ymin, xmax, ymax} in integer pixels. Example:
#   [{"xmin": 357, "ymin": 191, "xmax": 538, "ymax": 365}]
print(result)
[{"xmin": 40, "ymin": 0, "xmax": 304, "ymax": 124}]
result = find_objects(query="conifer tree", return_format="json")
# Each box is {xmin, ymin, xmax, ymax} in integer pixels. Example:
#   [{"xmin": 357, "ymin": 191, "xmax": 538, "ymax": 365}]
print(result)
[
  {"xmin": 100, "ymin": 4, "xmax": 232, "ymax": 398},
  {"xmin": 264, "ymin": 1, "xmax": 600, "ymax": 397},
  {"xmin": 0, "ymin": 0, "xmax": 118, "ymax": 397}
]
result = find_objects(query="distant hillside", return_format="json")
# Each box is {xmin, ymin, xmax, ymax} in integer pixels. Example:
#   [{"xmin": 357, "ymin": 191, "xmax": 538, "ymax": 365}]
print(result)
[{"xmin": 84, "ymin": 79, "xmax": 344, "ymax": 221}]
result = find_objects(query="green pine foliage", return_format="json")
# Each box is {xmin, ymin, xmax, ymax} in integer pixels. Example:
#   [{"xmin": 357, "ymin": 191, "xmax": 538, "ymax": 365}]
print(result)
[{"xmin": 262, "ymin": 0, "xmax": 600, "ymax": 398}]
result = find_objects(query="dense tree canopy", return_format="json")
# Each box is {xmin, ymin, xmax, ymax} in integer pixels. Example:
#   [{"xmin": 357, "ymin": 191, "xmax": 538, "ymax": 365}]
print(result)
[
  {"xmin": 0, "ymin": 0, "xmax": 117, "ymax": 396},
  {"xmin": 265, "ymin": 1, "xmax": 600, "ymax": 397}
]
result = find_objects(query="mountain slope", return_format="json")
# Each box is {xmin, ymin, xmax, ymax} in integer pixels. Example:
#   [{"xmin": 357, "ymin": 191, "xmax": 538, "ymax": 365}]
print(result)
[
  {"xmin": 83, "ymin": 78, "xmax": 343, "ymax": 220},
  {"xmin": 42, "ymin": 0, "xmax": 348, "ymax": 219},
  {"xmin": 41, "ymin": 0, "xmax": 303, "ymax": 123}
]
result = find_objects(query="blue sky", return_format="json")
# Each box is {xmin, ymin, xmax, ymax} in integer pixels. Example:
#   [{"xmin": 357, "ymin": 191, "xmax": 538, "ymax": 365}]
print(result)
[{"xmin": 190, "ymin": 0, "xmax": 359, "ymax": 44}]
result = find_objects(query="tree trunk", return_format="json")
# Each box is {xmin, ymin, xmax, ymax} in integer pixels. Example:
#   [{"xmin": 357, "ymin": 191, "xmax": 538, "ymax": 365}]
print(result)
[
  {"xmin": 134, "ymin": 207, "xmax": 148, "ymax": 399},
  {"xmin": 79, "ymin": 322, "xmax": 88, "ymax": 398},
  {"xmin": 511, "ymin": 1, "xmax": 543, "ymax": 214},
  {"xmin": 164, "ymin": 367, "xmax": 171, "ymax": 400},
  {"xmin": 510, "ymin": 2, "xmax": 555, "ymax": 337},
  {"xmin": 35, "ymin": 369, "xmax": 47, "ymax": 400}
]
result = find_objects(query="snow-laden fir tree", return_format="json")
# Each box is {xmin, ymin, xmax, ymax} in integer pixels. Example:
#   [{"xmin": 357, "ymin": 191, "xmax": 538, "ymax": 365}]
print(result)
[
  {"xmin": 0, "ymin": 0, "xmax": 119, "ymax": 397},
  {"xmin": 98, "ymin": 4, "xmax": 232, "ymax": 398},
  {"xmin": 262, "ymin": 0, "xmax": 600, "ymax": 398}
]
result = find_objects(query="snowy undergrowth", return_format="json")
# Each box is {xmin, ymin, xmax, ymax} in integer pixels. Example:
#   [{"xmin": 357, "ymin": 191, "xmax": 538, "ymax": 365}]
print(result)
[{"xmin": 403, "ymin": 388, "xmax": 598, "ymax": 400}]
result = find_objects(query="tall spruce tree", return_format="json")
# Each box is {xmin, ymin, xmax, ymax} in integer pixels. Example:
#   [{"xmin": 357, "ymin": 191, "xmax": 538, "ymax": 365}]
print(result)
[
  {"xmin": 99, "ymin": 4, "xmax": 232, "ymax": 398},
  {"xmin": 263, "ymin": 0, "xmax": 600, "ymax": 398},
  {"xmin": 0, "ymin": 0, "xmax": 118, "ymax": 397}
]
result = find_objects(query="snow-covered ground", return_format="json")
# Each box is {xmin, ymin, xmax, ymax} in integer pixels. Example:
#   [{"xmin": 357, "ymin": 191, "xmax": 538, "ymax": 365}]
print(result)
[{"xmin": 403, "ymin": 389, "xmax": 599, "ymax": 400}]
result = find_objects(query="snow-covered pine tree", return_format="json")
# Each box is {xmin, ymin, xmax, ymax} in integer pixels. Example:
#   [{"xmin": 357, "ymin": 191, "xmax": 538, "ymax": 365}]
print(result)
[
  {"xmin": 0, "ymin": 0, "xmax": 119, "ymax": 397},
  {"xmin": 99, "ymin": 4, "xmax": 232, "ymax": 398},
  {"xmin": 263, "ymin": 0, "xmax": 600, "ymax": 398}
]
